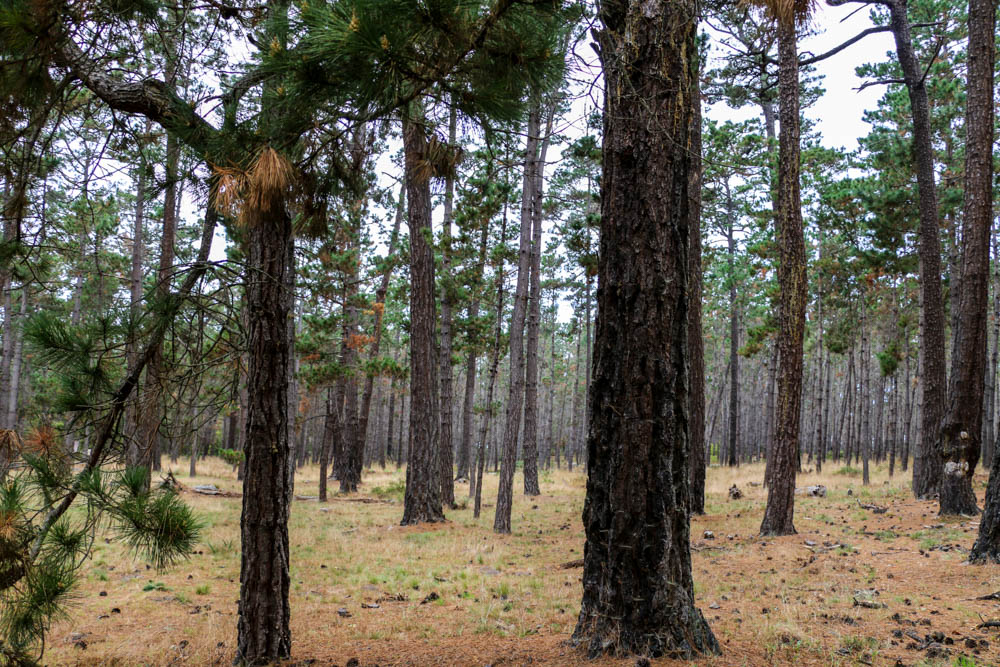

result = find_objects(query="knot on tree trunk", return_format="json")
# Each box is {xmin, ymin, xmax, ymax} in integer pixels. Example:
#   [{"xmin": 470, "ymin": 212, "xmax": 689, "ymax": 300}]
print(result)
[{"xmin": 944, "ymin": 460, "xmax": 969, "ymax": 477}]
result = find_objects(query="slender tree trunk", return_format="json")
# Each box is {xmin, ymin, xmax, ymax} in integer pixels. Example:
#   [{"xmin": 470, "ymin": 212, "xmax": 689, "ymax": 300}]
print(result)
[
  {"xmin": 126, "ymin": 133, "xmax": 148, "ymax": 465},
  {"xmin": 688, "ymin": 71, "xmax": 707, "ymax": 514},
  {"xmin": 5, "ymin": 286, "xmax": 26, "ymax": 431},
  {"xmin": 523, "ymin": 106, "xmax": 554, "ymax": 497},
  {"xmin": 401, "ymin": 113, "xmax": 444, "ymax": 525},
  {"xmin": 356, "ymin": 186, "xmax": 403, "ymax": 477},
  {"xmin": 984, "ymin": 229, "xmax": 1000, "ymax": 469},
  {"xmin": 438, "ymin": 110, "xmax": 458, "ymax": 508},
  {"xmin": 136, "ymin": 130, "xmax": 180, "ymax": 477},
  {"xmin": 473, "ymin": 202, "xmax": 510, "ymax": 511},
  {"xmin": 861, "ymin": 307, "xmax": 871, "ymax": 485},
  {"xmin": 494, "ymin": 106, "xmax": 540, "ymax": 533},
  {"xmin": 726, "ymin": 184, "xmax": 739, "ymax": 468},
  {"xmin": 815, "ymin": 239, "xmax": 825, "ymax": 473},
  {"xmin": 573, "ymin": 0, "xmax": 718, "ymax": 656},
  {"xmin": 319, "ymin": 388, "xmax": 335, "ymax": 503},
  {"xmin": 760, "ymin": 17, "xmax": 805, "ymax": 537},
  {"xmin": 902, "ymin": 328, "xmax": 913, "ymax": 471}
]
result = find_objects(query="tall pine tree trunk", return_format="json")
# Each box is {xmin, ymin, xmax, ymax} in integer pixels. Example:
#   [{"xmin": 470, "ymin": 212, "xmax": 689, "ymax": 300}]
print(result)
[
  {"xmin": 688, "ymin": 73, "xmax": 707, "ymax": 514},
  {"xmin": 494, "ymin": 105, "xmax": 540, "ymax": 533},
  {"xmin": 401, "ymin": 112, "xmax": 444, "ymax": 525},
  {"xmin": 523, "ymin": 106, "xmax": 554, "ymax": 497},
  {"xmin": 236, "ymin": 169, "xmax": 294, "ymax": 664},
  {"xmin": 460, "ymin": 203, "xmax": 492, "ymax": 482},
  {"xmin": 438, "ymin": 110, "xmax": 457, "ymax": 508},
  {"xmin": 944, "ymin": 0, "xmax": 994, "ymax": 519},
  {"xmin": 572, "ymin": 0, "xmax": 718, "ymax": 656},
  {"xmin": 760, "ymin": 16, "xmax": 805, "ymax": 537},
  {"xmin": 889, "ymin": 0, "xmax": 947, "ymax": 499},
  {"xmin": 726, "ymin": 183, "xmax": 739, "ymax": 468}
]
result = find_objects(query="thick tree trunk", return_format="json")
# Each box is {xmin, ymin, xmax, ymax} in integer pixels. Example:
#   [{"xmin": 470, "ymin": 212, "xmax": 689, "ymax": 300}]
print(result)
[
  {"xmin": 760, "ymin": 18, "xmax": 805, "ymax": 537},
  {"xmin": 494, "ymin": 106, "xmax": 540, "ymax": 534},
  {"xmin": 401, "ymin": 113, "xmax": 444, "ymax": 525},
  {"xmin": 888, "ymin": 0, "xmax": 947, "ymax": 500},
  {"xmin": 943, "ymin": 0, "xmax": 994, "ymax": 518},
  {"xmin": 572, "ymin": 0, "xmax": 718, "ymax": 657},
  {"xmin": 236, "ymin": 188, "xmax": 294, "ymax": 665}
]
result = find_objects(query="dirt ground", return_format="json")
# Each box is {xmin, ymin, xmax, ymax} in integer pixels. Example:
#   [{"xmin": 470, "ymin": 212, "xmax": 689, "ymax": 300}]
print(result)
[{"xmin": 43, "ymin": 458, "xmax": 1000, "ymax": 666}]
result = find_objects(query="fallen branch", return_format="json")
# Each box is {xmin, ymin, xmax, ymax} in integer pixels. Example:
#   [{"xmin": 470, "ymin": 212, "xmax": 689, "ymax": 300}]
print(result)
[
  {"xmin": 857, "ymin": 499, "xmax": 888, "ymax": 514},
  {"xmin": 296, "ymin": 495, "xmax": 395, "ymax": 504},
  {"xmin": 559, "ymin": 558, "xmax": 584, "ymax": 569}
]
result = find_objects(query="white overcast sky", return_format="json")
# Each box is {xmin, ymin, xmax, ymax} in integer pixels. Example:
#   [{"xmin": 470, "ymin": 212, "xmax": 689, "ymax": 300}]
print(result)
[{"xmin": 707, "ymin": 4, "xmax": 896, "ymax": 150}]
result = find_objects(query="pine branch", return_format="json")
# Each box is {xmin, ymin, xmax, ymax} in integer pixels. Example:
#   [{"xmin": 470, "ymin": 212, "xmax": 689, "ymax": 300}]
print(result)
[{"xmin": 29, "ymin": 203, "xmax": 219, "ymax": 561}]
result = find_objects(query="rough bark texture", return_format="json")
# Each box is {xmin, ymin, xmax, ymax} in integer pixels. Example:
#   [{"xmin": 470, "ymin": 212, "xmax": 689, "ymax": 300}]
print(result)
[
  {"xmin": 688, "ymin": 72, "xmax": 706, "ymax": 514},
  {"xmin": 401, "ymin": 114, "xmax": 444, "ymax": 525},
  {"xmin": 337, "ymin": 229, "xmax": 361, "ymax": 493},
  {"xmin": 945, "ymin": 0, "xmax": 995, "ymax": 520},
  {"xmin": 760, "ymin": 18, "xmax": 804, "ymax": 537},
  {"xmin": 494, "ymin": 107, "xmax": 540, "ymax": 534},
  {"xmin": 886, "ymin": 0, "xmax": 947, "ymax": 500},
  {"xmin": 236, "ymin": 192, "xmax": 294, "ymax": 664},
  {"xmin": 572, "ymin": 0, "xmax": 718, "ymax": 658}
]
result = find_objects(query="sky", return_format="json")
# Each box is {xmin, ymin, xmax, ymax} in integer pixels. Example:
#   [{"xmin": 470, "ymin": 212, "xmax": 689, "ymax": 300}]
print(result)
[
  {"xmin": 710, "ymin": 3, "xmax": 897, "ymax": 151},
  {"xmin": 202, "ymin": 3, "xmax": 903, "ymax": 322}
]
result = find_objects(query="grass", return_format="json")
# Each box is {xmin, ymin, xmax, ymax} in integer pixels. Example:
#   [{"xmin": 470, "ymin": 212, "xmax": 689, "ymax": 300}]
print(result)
[{"xmin": 42, "ymin": 456, "xmax": 993, "ymax": 666}]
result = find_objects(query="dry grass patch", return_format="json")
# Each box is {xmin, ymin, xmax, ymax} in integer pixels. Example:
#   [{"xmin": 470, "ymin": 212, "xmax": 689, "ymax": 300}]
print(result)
[{"xmin": 43, "ymin": 459, "xmax": 1000, "ymax": 666}]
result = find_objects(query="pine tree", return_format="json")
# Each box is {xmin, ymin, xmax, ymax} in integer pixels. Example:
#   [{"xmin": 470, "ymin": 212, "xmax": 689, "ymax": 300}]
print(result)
[{"xmin": 572, "ymin": 0, "xmax": 719, "ymax": 657}]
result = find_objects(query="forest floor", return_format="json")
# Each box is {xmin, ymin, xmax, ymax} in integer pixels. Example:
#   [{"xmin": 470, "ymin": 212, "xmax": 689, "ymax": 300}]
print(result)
[{"xmin": 45, "ymin": 458, "xmax": 1000, "ymax": 666}]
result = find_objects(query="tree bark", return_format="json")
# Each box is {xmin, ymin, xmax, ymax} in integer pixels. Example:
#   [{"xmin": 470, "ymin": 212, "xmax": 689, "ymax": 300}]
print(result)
[
  {"xmin": 942, "ymin": 0, "xmax": 994, "ymax": 518},
  {"xmin": 572, "ymin": 0, "xmax": 718, "ymax": 657},
  {"xmin": 236, "ymin": 186, "xmax": 294, "ymax": 665},
  {"xmin": 125, "ymin": 134, "xmax": 149, "ymax": 465},
  {"xmin": 888, "ymin": 0, "xmax": 947, "ymax": 500},
  {"xmin": 494, "ymin": 105, "xmax": 540, "ymax": 533},
  {"xmin": 136, "ymin": 129, "xmax": 180, "ymax": 477},
  {"xmin": 760, "ymin": 17, "xmax": 805, "ymax": 537},
  {"xmin": 688, "ymin": 71, "xmax": 707, "ymax": 513},
  {"xmin": 438, "ymin": 109, "xmax": 458, "ymax": 508},
  {"xmin": 401, "ymin": 112, "xmax": 444, "ymax": 525},
  {"xmin": 523, "ymin": 106, "xmax": 554, "ymax": 497}
]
